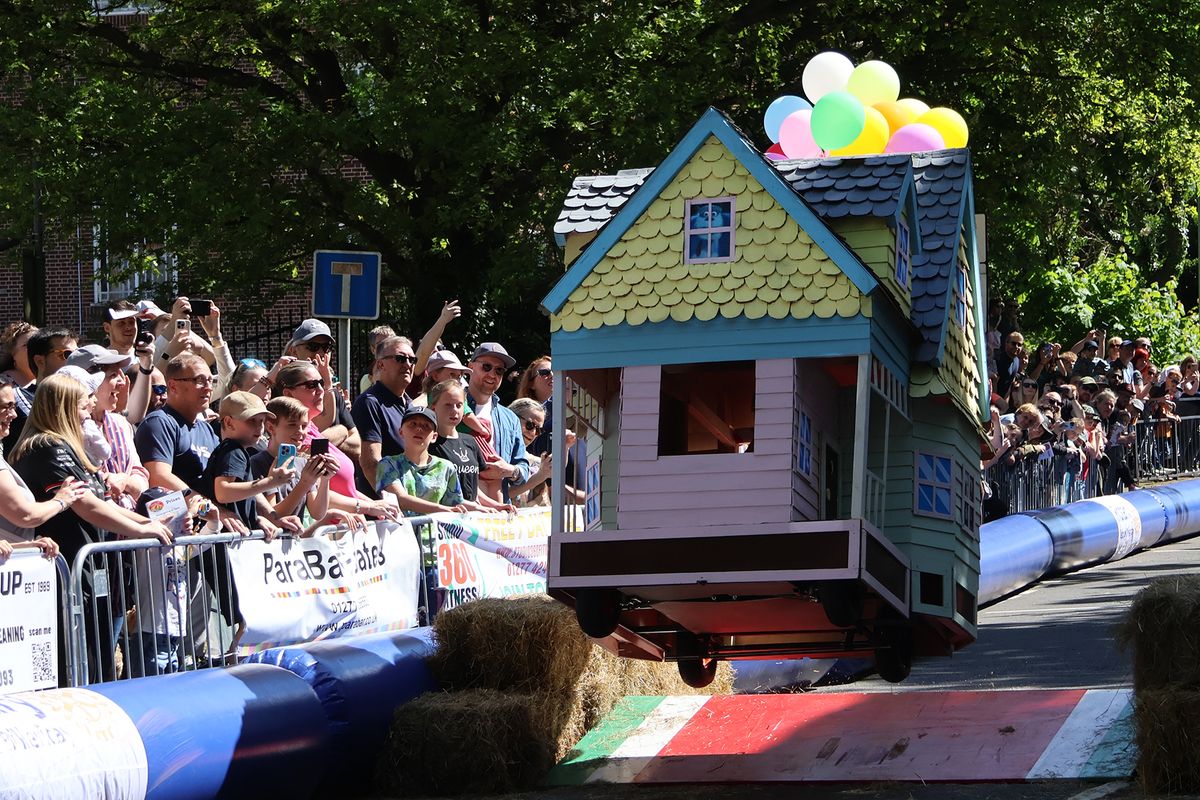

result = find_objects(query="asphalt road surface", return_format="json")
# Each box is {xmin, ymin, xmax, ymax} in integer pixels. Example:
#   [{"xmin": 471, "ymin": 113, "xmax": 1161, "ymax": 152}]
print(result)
[{"xmin": 393, "ymin": 536, "xmax": 1200, "ymax": 800}]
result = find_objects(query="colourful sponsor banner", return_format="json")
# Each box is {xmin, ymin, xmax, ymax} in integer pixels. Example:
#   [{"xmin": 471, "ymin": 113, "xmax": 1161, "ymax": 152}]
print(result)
[
  {"xmin": 0, "ymin": 552, "xmax": 58, "ymax": 694},
  {"xmin": 227, "ymin": 520, "xmax": 421, "ymax": 654},
  {"xmin": 0, "ymin": 688, "xmax": 148, "ymax": 798},
  {"xmin": 430, "ymin": 509, "xmax": 550, "ymax": 611}
]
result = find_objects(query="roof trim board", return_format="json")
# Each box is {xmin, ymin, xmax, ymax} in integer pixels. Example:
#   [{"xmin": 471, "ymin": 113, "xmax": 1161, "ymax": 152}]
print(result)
[{"xmin": 541, "ymin": 107, "xmax": 879, "ymax": 316}]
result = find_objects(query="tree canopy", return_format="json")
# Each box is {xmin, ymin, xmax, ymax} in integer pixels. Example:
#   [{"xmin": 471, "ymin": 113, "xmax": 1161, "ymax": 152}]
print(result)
[{"xmin": 3, "ymin": 0, "xmax": 1200, "ymax": 358}]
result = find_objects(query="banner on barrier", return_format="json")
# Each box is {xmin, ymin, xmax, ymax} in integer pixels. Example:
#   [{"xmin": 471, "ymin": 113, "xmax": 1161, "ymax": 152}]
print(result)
[
  {"xmin": 227, "ymin": 520, "xmax": 422, "ymax": 653},
  {"xmin": 431, "ymin": 509, "xmax": 549, "ymax": 610},
  {"xmin": 0, "ymin": 553, "xmax": 58, "ymax": 694}
]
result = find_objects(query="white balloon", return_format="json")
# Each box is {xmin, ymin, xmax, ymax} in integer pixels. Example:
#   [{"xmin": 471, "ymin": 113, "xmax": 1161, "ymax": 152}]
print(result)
[{"xmin": 802, "ymin": 51, "xmax": 855, "ymax": 105}]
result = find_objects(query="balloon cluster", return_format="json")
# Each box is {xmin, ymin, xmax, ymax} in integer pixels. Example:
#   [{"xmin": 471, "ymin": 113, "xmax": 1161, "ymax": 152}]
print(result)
[{"xmin": 762, "ymin": 52, "xmax": 968, "ymax": 160}]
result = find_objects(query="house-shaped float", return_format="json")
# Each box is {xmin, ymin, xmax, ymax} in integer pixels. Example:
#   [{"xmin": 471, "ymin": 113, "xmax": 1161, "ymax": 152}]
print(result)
[{"xmin": 542, "ymin": 108, "xmax": 987, "ymax": 685}]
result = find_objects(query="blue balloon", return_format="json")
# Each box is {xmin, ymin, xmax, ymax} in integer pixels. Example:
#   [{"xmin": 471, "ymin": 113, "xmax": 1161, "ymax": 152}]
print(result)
[{"xmin": 764, "ymin": 95, "xmax": 812, "ymax": 143}]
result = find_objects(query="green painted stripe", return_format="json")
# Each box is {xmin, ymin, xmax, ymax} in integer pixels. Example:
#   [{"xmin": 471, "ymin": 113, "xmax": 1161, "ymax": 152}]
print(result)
[
  {"xmin": 546, "ymin": 695, "xmax": 665, "ymax": 786},
  {"xmin": 1081, "ymin": 693, "xmax": 1136, "ymax": 778}
]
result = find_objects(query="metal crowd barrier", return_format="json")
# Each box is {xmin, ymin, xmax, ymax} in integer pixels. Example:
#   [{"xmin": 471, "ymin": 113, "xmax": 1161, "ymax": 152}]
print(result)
[
  {"xmin": 65, "ymin": 515, "xmax": 434, "ymax": 687},
  {"xmin": 985, "ymin": 452, "xmax": 1101, "ymax": 519},
  {"xmin": 1131, "ymin": 415, "xmax": 1200, "ymax": 481}
]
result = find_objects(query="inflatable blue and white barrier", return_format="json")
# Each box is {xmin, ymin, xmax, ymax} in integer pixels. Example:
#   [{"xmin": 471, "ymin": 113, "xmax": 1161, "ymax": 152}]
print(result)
[{"xmin": 978, "ymin": 477, "xmax": 1200, "ymax": 604}]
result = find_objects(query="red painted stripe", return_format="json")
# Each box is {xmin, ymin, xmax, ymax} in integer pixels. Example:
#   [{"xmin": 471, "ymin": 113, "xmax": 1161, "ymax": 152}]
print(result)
[{"xmin": 641, "ymin": 690, "xmax": 1086, "ymax": 783}]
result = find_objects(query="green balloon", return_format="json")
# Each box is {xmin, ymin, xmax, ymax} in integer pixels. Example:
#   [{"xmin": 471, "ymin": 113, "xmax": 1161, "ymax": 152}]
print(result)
[{"xmin": 811, "ymin": 91, "xmax": 866, "ymax": 151}]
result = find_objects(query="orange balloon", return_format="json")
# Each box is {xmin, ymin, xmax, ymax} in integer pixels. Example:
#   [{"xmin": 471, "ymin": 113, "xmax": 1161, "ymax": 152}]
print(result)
[{"xmin": 873, "ymin": 100, "xmax": 916, "ymax": 136}]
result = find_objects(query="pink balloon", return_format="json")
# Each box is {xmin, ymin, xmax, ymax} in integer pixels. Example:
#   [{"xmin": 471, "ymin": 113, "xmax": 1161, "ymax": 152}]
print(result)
[
  {"xmin": 778, "ymin": 110, "xmax": 822, "ymax": 158},
  {"xmin": 884, "ymin": 122, "xmax": 946, "ymax": 154}
]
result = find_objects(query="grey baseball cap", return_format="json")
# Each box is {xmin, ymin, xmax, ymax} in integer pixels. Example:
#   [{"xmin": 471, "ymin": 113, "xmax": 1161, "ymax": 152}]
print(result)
[
  {"xmin": 67, "ymin": 344, "xmax": 133, "ymax": 373},
  {"xmin": 470, "ymin": 342, "xmax": 515, "ymax": 369},
  {"xmin": 402, "ymin": 406, "xmax": 438, "ymax": 427},
  {"xmin": 289, "ymin": 319, "xmax": 333, "ymax": 346}
]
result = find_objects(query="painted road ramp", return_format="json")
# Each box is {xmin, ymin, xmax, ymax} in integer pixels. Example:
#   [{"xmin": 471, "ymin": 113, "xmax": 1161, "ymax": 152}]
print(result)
[{"xmin": 552, "ymin": 689, "xmax": 1134, "ymax": 785}]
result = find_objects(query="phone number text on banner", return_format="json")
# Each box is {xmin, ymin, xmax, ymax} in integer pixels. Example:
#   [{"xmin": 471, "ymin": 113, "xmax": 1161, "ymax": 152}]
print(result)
[
  {"xmin": 226, "ymin": 520, "xmax": 421, "ymax": 654},
  {"xmin": 0, "ymin": 551, "xmax": 58, "ymax": 694},
  {"xmin": 430, "ymin": 509, "xmax": 549, "ymax": 610}
]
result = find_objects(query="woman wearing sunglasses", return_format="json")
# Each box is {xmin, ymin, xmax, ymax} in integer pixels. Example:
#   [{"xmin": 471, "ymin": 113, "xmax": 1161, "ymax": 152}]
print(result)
[
  {"xmin": 516, "ymin": 357, "xmax": 553, "ymax": 404},
  {"xmin": 276, "ymin": 361, "xmax": 362, "ymax": 502},
  {"xmin": 505, "ymin": 398, "xmax": 553, "ymax": 507}
]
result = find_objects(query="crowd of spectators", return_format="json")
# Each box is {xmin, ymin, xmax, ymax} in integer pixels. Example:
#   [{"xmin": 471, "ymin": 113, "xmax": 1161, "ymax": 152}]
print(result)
[
  {"xmin": 0, "ymin": 296, "xmax": 564, "ymax": 679},
  {"xmin": 982, "ymin": 298, "xmax": 1200, "ymax": 520}
]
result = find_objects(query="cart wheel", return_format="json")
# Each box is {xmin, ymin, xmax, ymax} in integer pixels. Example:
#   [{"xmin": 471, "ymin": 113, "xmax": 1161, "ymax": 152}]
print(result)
[
  {"xmin": 574, "ymin": 588, "xmax": 621, "ymax": 638},
  {"xmin": 874, "ymin": 612, "xmax": 913, "ymax": 684},
  {"xmin": 678, "ymin": 657, "xmax": 718, "ymax": 689},
  {"xmin": 818, "ymin": 583, "xmax": 863, "ymax": 628}
]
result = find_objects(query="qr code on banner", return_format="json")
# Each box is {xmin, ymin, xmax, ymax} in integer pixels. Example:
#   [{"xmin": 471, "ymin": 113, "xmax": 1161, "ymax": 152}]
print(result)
[{"xmin": 31, "ymin": 641, "xmax": 53, "ymax": 684}]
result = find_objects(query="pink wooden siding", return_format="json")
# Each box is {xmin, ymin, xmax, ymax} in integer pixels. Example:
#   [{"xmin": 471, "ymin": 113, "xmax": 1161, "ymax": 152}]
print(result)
[{"xmin": 617, "ymin": 360, "xmax": 796, "ymax": 529}]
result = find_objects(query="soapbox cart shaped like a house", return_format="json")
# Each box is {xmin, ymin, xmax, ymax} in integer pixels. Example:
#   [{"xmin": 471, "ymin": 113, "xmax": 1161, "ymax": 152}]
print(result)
[{"xmin": 542, "ymin": 108, "xmax": 987, "ymax": 687}]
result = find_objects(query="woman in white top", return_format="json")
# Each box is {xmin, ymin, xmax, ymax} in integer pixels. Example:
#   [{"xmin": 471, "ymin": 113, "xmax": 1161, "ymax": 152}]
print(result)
[{"xmin": 0, "ymin": 382, "xmax": 85, "ymax": 557}]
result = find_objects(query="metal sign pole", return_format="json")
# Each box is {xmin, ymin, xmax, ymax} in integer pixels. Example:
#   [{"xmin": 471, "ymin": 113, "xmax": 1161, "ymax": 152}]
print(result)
[{"xmin": 339, "ymin": 318, "xmax": 352, "ymax": 393}]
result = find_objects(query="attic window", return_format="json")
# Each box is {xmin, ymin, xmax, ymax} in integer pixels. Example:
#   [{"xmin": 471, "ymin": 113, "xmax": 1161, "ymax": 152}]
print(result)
[
  {"xmin": 658, "ymin": 361, "xmax": 754, "ymax": 456},
  {"xmin": 685, "ymin": 197, "xmax": 735, "ymax": 264},
  {"xmin": 895, "ymin": 218, "xmax": 911, "ymax": 288},
  {"xmin": 954, "ymin": 268, "xmax": 968, "ymax": 329}
]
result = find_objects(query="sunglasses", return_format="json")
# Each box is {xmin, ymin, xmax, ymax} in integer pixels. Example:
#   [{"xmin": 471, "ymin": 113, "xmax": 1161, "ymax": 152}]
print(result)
[
  {"xmin": 475, "ymin": 362, "xmax": 504, "ymax": 374},
  {"xmin": 49, "ymin": 347, "xmax": 76, "ymax": 359},
  {"xmin": 1022, "ymin": 382, "xmax": 1037, "ymax": 389},
  {"xmin": 300, "ymin": 341, "xmax": 334, "ymax": 354},
  {"xmin": 152, "ymin": 385, "xmax": 168, "ymax": 396},
  {"xmin": 522, "ymin": 420, "xmax": 542, "ymax": 433},
  {"xmin": 535, "ymin": 368, "xmax": 553, "ymax": 377},
  {"xmin": 288, "ymin": 378, "xmax": 325, "ymax": 391},
  {"xmin": 383, "ymin": 354, "xmax": 419, "ymax": 365},
  {"xmin": 240, "ymin": 358, "xmax": 266, "ymax": 369}
]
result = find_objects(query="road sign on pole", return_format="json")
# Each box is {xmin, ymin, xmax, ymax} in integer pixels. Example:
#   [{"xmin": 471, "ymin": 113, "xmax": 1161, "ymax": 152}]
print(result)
[{"xmin": 312, "ymin": 250, "xmax": 381, "ymax": 319}]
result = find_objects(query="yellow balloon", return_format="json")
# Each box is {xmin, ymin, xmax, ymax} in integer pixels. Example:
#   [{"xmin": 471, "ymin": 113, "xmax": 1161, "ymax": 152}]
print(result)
[
  {"xmin": 873, "ymin": 100, "xmax": 916, "ymax": 136},
  {"xmin": 830, "ymin": 106, "xmax": 890, "ymax": 156},
  {"xmin": 916, "ymin": 107, "xmax": 969, "ymax": 148},
  {"xmin": 896, "ymin": 97, "xmax": 930, "ymax": 117}
]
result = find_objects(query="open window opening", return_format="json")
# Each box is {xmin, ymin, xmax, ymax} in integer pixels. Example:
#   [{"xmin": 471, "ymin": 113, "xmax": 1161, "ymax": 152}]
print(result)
[{"xmin": 658, "ymin": 361, "xmax": 755, "ymax": 456}]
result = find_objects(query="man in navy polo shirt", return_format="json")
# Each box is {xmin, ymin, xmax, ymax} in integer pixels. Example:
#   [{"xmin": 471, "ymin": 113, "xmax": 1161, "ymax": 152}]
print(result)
[
  {"xmin": 352, "ymin": 335, "xmax": 414, "ymax": 496},
  {"xmin": 135, "ymin": 352, "xmax": 247, "ymax": 532}
]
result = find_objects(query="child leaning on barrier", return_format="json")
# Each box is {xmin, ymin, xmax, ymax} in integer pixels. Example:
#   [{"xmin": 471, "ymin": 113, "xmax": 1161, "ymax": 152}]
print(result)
[{"xmin": 250, "ymin": 396, "xmax": 399, "ymax": 532}]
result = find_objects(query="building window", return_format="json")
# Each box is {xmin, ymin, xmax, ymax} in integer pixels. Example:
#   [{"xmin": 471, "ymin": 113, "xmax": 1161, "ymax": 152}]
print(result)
[
  {"xmin": 954, "ymin": 268, "xmax": 968, "ymax": 329},
  {"xmin": 914, "ymin": 452, "xmax": 953, "ymax": 519},
  {"xmin": 658, "ymin": 360, "xmax": 754, "ymax": 455},
  {"xmin": 895, "ymin": 218, "xmax": 910, "ymax": 288},
  {"xmin": 92, "ymin": 226, "xmax": 178, "ymax": 306},
  {"xmin": 685, "ymin": 197, "xmax": 735, "ymax": 264},
  {"xmin": 956, "ymin": 461, "xmax": 979, "ymax": 536},
  {"xmin": 797, "ymin": 407, "xmax": 815, "ymax": 481}
]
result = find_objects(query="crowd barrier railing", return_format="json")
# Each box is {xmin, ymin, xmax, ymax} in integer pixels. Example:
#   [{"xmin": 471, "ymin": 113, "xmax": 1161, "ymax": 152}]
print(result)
[{"xmin": 65, "ymin": 515, "xmax": 435, "ymax": 688}]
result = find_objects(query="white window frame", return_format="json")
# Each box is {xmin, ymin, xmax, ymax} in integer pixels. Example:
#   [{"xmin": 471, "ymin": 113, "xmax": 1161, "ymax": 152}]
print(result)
[
  {"xmin": 684, "ymin": 196, "xmax": 736, "ymax": 265},
  {"xmin": 92, "ymin": 225, "xmax": 178, "ymax": 306}
]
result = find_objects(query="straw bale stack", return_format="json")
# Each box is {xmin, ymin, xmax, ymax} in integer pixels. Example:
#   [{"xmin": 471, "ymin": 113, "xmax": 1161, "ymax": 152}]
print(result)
[{"xmin": 377, "ymin": 595, "xmax": 732, "ymax": 795}]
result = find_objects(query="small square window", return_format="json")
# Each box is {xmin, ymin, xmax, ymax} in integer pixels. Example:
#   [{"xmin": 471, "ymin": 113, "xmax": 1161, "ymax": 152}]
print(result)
[
  {"xmin": 685, "ymin": 197, "xmax": 735, "ymax": 264},
  {"xmin": 797, "ymin": 409, "xmax": 815, "ymax": 479}
]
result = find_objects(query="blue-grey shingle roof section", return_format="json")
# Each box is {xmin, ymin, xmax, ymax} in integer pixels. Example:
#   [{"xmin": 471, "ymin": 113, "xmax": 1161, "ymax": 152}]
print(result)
[
  {"xmin": 909, "ymin": 150, "xmax": 970, "ymax": 363},
  {"xmin": 553, "ymin": 169, "xmax": 652, "ymax": 240},
  {"xmin": 772, "ymin": 154, "xmax": 911, "ymax": 219}
]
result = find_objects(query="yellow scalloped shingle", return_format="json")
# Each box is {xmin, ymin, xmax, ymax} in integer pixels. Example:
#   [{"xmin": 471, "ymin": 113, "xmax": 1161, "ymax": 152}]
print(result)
[{"xmin": 554, "ymin": 135, "xmax": 870, "ymax": 332}]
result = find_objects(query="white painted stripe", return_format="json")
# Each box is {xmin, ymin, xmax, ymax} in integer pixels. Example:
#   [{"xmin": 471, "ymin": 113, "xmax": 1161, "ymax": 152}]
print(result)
[
  {"xmin": 1027, "ymin": 688, "xmax": 1133, "ymax": 779},
  {"xmin": 586, "ymin": 695, "xmax": 709, "ymax": 783},
  {"xmin": 1066, "ymin": 780, "xmax": 1131, "ymax": 800}
]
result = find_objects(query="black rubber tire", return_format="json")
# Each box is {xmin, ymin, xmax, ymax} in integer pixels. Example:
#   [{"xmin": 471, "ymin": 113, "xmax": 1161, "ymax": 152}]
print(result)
[
  {"xmin": 874, "ymin": 610, "xmax": 913, "ymax": 683},
  {"xmin": 574, "ymin": 588, "xmax": 622, "ymax": 638},
  {"xmin": 678, "ymin": 657, "xmax": 718, "ymax": 689},
  {"xmin": 818, "ymin": 583, "xmax": 863, "ymax": 628}
]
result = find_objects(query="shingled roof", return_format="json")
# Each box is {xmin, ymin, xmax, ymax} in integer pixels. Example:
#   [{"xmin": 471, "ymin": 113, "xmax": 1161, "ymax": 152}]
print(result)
[
  {"xmin": 909, "ymin": 151, "xmax": 970, "ymax": 362},
  {"xmin": 553, "ymin": 146, "xmax": 971, "ymax": 365}
]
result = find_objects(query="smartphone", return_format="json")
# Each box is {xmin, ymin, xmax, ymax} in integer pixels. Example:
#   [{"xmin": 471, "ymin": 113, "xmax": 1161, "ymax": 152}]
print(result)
[
  {"xmin": 191, "ymin": 299, "xmax": 212, "ymax": 317},
  {"xmin": 275, "ymin": 443, "xmax": 297, "ymax": 469},
  {"xmin": 309, "ymin": 438, "xmax": 329, "ymax": 457},
  {"xmin": 134, "ymin": 330, "xmax": 153, "ymax": 348},
  {"xmin": 175, "ymin": 318, "xmax": 190, "ymax": 333}
]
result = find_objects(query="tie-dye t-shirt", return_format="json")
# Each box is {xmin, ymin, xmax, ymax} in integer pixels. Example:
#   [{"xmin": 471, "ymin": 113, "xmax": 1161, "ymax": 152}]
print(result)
[{"xmin": 375, "ymin": 453, "xmax": 463, "ymax": 515}]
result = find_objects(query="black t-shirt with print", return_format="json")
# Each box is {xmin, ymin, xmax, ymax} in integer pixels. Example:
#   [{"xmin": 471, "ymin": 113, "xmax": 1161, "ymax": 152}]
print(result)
[
  {"xmin": 199, "ymin": 438, "xmax": 259, "ymax": 528},
  {"xmin": 12, "ymin": 440, "xmax": 107, "ymax": 564},
  {"xmin": 431, "ymin": 435, "xmax": 482, "ymax": 501}
]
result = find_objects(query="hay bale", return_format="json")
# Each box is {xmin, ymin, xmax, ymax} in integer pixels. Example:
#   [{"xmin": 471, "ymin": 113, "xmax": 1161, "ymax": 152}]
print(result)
[
  {"xmin": 429, "ymin": 596, "xmax": 592, "ymax": 695},
  {"xmin": 375, "ymin": 688, "xmax": 574, "ymax": 796},
  {"xmin": 1117, "ymin": 575, "xmax": 1200, "ymax": 691},
  {"xmin": 1135, "ymin": 688, "xmax": 1200, "ymax": 794}
]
